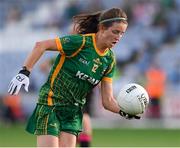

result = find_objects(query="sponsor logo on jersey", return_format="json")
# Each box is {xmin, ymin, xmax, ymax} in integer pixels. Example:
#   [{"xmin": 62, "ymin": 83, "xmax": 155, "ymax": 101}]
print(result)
[
  {"xmin": 93, "ymin": 58, "xmax": 102, "ymax": 65},
  {"xmin": 76, "ymin": 70, "xmax": 100, "ymax": 85},
  {"xmin": 79, "ymin": 58, "xmax": 90, "ymax": 65}
]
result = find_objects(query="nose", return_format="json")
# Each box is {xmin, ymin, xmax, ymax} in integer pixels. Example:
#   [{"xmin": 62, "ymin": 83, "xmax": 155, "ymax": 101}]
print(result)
[
  {"xmin": 115, "ymin": 37, "xmax": 120, "ymax": 42},
  {"xmin": 115, "ymin": 34, "xmax": 122, "ymax": 41}
]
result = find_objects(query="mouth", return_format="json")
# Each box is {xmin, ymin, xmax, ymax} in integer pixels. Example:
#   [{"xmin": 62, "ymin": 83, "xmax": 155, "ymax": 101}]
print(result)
[{"xmin": 112, "ymin": 41, "xmax": 117, "ymax": 45}]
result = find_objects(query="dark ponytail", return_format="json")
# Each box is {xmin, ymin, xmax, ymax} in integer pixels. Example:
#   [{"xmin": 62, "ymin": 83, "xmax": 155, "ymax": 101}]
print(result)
[
  {"xmin": 73, "ymin": 12, "xmax": 102, "ymax": 34},
  {"xmin": 73, "ymin": 8, "xmax": 128, "ymax": 34}
]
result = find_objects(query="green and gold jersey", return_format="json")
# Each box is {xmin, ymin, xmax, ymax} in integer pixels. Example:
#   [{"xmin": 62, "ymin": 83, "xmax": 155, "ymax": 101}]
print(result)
[{"xmin": 38, "ymin": 33, "xmax": 115, "ymax": 107}]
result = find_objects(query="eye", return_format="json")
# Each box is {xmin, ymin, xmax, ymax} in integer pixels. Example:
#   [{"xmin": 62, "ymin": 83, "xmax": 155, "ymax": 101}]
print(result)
[
  {"xmin": 112, "ymin": 30, "xmax": 119, "ymax": 35},
  {"xmin": 112, "ymin": 30, "xmax": 124, "ymax": 36}
]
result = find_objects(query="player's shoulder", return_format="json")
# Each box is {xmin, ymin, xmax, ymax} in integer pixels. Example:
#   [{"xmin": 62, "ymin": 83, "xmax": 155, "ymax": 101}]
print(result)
[
  {"xmin": 60, "ymin": 34, "xmax": 84, "ymax": 45},
  {"xmin": 81, "ymin": 33, "xmax": 95, "ymax": 46},
  {"xmin": 65, "ymin": 34, "xmax": 83, "ymax": 40},
  {"xmin": 82, "ymin": 33, "xmax": 94, "ymax": 40}
]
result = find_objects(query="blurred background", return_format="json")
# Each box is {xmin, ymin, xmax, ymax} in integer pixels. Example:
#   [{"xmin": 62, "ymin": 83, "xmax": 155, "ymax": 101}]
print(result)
[{"xmin": 0, "ymin": 0, "xmax": 180, "ymax": 147}]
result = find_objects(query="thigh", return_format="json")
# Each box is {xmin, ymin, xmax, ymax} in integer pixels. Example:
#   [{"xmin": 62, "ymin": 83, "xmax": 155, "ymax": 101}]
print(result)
[
  {"xmin": 59, "ymin": 132, "xmax": 76, "ymax": 147},
  {"xmin": 37, "ymin": 135, "xmax": 59, "ymax": 147},
  {"xmin": 82, "ymin": 113, "xmax": 92, "ymax": 134}
]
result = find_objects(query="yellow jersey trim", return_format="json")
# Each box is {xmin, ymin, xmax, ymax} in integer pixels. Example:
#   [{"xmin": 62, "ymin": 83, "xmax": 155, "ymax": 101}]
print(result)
[
  {"xmin": 92, "ymin": 34, "xmax": 109, "ymax": 56},
  {"xmin": 47, "ymin": 55, "xmax": 66, "ymax": 106},
  {"xmin": 44, "ymin": 114, "xmax": 49, "ymax": 135},
  {"xmin": 84, "ymin": 33, "xmax": 94, "ymax": 36},
  {"xmin": 102, "ymin": 77, "xmax": 113, "ymax": 83},
  {"xmin": 67, "ymin": 36, "xmax": 85, "ymax": 58},
  {"xmin": 55, "ymin": 37, "xmax": 65, "ymax": 55},
  {"xmin": 105, "ymin": 58, "xmax": 115, "ymax": 75},
  {"xmin": 47, "ymin": 90, "xmax": 53, "ymax": 106}
]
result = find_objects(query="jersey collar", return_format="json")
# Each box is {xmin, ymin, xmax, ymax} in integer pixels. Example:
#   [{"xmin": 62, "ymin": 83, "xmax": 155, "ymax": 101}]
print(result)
[{"xmin": 92, "ymin": 33, "xmax": 109, "ymax": 56}]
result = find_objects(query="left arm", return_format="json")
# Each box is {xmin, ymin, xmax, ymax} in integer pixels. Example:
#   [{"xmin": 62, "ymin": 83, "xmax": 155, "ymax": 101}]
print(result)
[
  {"xmin": 101, "ymin": 80, "xmax": 141, "ymax": 119},
  {"xmin": 101, "ymin": 81, "xmax": 120, "ymax": 113}
]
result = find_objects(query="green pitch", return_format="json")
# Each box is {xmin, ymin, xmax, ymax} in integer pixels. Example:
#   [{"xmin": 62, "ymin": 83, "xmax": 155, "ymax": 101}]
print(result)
[{"xmin": 0, "ymin": 123, "xmax": 179, "ymax": 147}]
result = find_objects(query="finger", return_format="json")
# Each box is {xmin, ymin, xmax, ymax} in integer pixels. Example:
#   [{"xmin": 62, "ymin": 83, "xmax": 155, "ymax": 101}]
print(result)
[
  {"xmin": 8, "ymin": 82, "xmax": 13, "ymax": 90},
  {"xmin": 12, "ymin": 86, "xmax": 17, "ymax": 95},
  {"xmin": 119, "ymin": 110, "xmax": 126, "ymax": 116},
  {"xmin": 24, "ymin": 83, "xmax": 29, "ymax": 92},
  {"xmin": 8, "ymin": 82, "xmax": 13, "ymax": 93},
  {"xmin": 134, "ymin": 116, "xmax": 141, "ymax": 119},
  {"xmin": 9, "ymin": 84, "xmax": 15, "ymax": 95},
  {"xmin": 126, "ymin": 116, "xmax": 133, "ymax": 120},
  {"xmin": 8, "ymin": 81, "xmax": 15, "ymax": 92},
  {"xmin": 10, "ymin": 84, "xmax": 17, "ymax": 95},
  {"xmin": 14, "ymin": 85, "xmax": 21, "ymax": 95}
]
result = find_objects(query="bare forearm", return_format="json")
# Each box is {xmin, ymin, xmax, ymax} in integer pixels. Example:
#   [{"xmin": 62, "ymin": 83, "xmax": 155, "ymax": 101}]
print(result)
[
  {"xmin": 23, "ymin": 39, "xmax": 58, "ymax": 71},
  {"xmin": 101, "ymin": 81, "xmax": 141, "ymax": 120},
  {"xmin": 23, "ymin": 42, "xmax": 46, "ymax": 71},
  {"xmin": 102, "ymin": 96, "xmax": 120, "ymax": 113},
  {"xmin": 101, "ymin": 81, "xmax": 120, "ymax": 113}
]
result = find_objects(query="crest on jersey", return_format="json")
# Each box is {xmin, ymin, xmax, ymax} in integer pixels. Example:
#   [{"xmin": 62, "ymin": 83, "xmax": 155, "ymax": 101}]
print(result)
[
  {"xmin": 92, "ymin": 58, "xmax": 102, "ymax": 73},
  {"xmin": 93, "ymin": 58, "xmax": 102, "ymax": 65},
  {"xmin": 61, "ymin": 37, "xmax": 70, "ymax": 44}
]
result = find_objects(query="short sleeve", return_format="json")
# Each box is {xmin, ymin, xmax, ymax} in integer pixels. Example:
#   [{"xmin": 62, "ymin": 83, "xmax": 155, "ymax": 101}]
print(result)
[
  {"xmin": 102, "ymin": 52, "xmax": 116, "ymax": 83},
  {"xmin": 55, "ymin": 34, "xmax": 85, "ymax": 57}
]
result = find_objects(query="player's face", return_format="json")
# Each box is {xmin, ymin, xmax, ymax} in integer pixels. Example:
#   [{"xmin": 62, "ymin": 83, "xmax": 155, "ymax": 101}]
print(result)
[{"xmin": 101, "ymin": 22, "xmax": 128, "ymax": 48}]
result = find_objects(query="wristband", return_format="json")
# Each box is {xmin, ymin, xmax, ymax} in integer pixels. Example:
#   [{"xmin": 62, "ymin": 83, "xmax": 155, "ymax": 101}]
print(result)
[{"xmin": 19, "ymin": 66, "xmax": 30, "ymax": 77}]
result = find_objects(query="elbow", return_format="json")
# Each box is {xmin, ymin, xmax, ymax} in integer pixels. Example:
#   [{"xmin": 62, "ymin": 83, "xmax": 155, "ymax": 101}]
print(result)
[{"xmin": 34, "ymin": 42, "xmax": 46, "ymax": 52}]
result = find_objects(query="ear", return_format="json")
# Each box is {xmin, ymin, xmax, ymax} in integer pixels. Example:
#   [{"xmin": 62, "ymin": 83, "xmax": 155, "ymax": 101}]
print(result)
[{"xmin": 99, "ymin": 24, "xmax": 106, "ymax": 32}]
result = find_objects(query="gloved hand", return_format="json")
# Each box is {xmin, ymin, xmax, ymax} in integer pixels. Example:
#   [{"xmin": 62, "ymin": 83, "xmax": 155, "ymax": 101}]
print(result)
[
  {"xmin": 8, "ymin": 67, "xmax": 30, "ymax": 95},
  {"xmin": 119, "ymin": 110, "xmax": 141, "ymax": 120}
]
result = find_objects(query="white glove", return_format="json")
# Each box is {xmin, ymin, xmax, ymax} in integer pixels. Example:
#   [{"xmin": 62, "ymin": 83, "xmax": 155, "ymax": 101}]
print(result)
[{"xmin": 8, "ymin": 73, "xmax": 29, "ymax": 95}]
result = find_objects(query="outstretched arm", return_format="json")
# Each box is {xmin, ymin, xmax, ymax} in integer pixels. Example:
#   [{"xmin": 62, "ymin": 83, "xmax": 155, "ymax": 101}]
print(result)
[
  {"xmin": 8, "ymin": 39, "xmax": 58, "ymax": 95},
  {"xmin": 24, "ymin": 39, "xmax": 58, "ymax": 71}
]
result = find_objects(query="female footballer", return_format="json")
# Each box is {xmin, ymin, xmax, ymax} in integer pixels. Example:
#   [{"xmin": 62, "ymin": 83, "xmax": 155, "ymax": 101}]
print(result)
[{"xmin": 8, "ymin": 8, "xmax": 140, "ymax": 147}]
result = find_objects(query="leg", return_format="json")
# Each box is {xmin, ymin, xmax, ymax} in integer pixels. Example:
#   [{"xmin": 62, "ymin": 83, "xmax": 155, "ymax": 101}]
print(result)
[
  {"xmin": 79, "ymin": 89, "xmax": 94, "ymax": 147},
  {"xmin": 59, "ymin": 131, "xmax": 77, "ymax": 147},
  {"xmin": 37, "ymin": 135, "xmax": 59, "ymax": 147},
  {"xmin": 79, "ymin": 113, "xmax": 92, "ymax": 147},
  {"xmin": 83, "ymin": 113, "xmax": 92, "ymax": 135}
]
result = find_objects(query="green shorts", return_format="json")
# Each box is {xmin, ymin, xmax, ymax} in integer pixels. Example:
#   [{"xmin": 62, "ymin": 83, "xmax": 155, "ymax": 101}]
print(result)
[{"xmin": 26, "ymin": 104, "xmax": 83, "ymax": 137}]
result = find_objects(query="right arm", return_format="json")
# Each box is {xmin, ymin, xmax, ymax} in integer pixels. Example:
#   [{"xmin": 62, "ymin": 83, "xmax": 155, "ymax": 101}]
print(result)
[
  {"xmin": 24, "ymin": 39, "xmax": 58, "ymax": 72},
  {"xmin": 8, "ymin": 39, "xmax": 59, "ymax": 95},
  {"xmin": 8, "ymin": 35, "xmax": 83, "ymax": 95},
  {"xmin": 25, "ymin": 34, "xmax": 84, "ymax": 71}
]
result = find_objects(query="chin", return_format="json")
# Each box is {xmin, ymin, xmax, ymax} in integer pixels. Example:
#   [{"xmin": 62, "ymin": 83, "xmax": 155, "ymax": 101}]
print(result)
[
  {"xmin": 109, "ymin": 44, "xmax": 114, "ymax": 48},
  {"xmin": 106, "ymin": 43, "xmax": 114, "ymax": 48}
]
